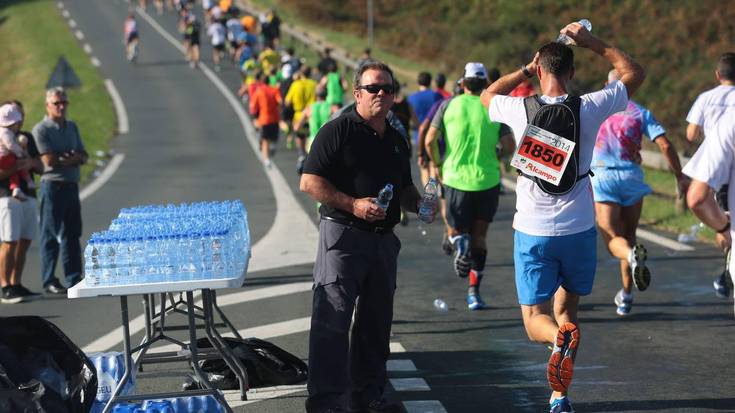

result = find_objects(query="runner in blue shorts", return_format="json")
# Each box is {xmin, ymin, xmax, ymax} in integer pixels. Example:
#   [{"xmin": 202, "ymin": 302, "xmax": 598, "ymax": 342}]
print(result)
[
  {"xmin": 484, "ymin": 24, "xmax": 645, "ymax": 413},
  {"xmin": 591, "ymin": 69, "xmax": 689, "ymax": 316}
]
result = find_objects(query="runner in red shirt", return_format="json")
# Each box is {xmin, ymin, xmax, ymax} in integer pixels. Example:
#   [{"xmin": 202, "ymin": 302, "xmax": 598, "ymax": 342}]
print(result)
[{"xmin": 250, "ymin": 71, "xmax": 282, "ymax": 168}]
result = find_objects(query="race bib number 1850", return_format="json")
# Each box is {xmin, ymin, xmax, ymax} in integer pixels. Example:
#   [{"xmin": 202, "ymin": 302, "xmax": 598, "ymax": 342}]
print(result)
[{"xmin": 510, "ymin": 124, "xmax": 575, "ymax": 185}]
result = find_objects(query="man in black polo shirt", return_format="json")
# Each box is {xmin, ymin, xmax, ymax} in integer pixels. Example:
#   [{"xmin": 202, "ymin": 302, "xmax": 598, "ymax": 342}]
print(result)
[{"xmin": 300, "ymin": 60, "xmax": 424, "ymax": 413}]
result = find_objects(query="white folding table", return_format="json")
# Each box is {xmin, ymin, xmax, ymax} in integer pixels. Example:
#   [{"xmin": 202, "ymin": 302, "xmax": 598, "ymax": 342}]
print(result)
[{"xmin": 69, "ymin": 269, "xmax": 250, "ymax": 413}]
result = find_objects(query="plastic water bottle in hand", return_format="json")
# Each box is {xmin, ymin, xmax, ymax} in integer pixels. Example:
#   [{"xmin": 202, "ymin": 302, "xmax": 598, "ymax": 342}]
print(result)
[
  {"xmin": 419, "ymin": 178, "xmax": 439, "ymax": 224},
  {"xmin": 556, "ymin": 19, "xmax": 592, "ymax": 45},
  {"xmin": 374, "ymin": 184, "xmax": 394, "ymax": 211}
]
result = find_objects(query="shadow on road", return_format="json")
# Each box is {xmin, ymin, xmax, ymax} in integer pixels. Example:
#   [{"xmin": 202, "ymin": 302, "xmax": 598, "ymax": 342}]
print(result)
[
  {"xmin": 391, "ymin": 350, "xmax": 549, "ymax": 412},
  {"xmin": 574, "ymin": 397, "xmax": 735, "ymax": 412}
]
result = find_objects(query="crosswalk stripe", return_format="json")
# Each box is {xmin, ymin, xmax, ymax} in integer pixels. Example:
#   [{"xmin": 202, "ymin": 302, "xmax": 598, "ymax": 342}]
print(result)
[
  {"xmin": 390, "ymin": 378, "xmax": 430, "ymax": 392},
  {"xmin": 403, "ymin": 400, "xmax": 448, "ymax": 413},
  {"xmin": 390, "ymin": 342, "xmax": 406, "ymax": 353},
  {"xmin": 387, "ymin": 359, "xmax": 417, "ymax": 372}
]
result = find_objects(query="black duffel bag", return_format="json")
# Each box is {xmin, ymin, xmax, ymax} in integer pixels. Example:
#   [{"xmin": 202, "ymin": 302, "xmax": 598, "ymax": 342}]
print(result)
[
  {"xmin": 0, "ymin": 316, "xmax": 97, "ymax": 413},
  {"xmin": 184, "ymin": 337, "xmax": 307, "ymax": 390}
]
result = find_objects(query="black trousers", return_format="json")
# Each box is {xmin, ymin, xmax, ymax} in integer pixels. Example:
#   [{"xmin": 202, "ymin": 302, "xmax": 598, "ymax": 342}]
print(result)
[{"xmin": 306, "ymin": 219, "xmax": 401, "ymax": 412}]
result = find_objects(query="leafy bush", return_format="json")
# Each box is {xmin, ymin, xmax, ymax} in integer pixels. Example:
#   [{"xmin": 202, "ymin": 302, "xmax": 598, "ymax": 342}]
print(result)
[{"xmin": 277, "ymin": 0, "xmax": 735, "ymax": 150}]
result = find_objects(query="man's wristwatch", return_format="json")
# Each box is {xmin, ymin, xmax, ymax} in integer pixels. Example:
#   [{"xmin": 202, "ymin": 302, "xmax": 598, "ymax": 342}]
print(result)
[
  {"xmin": 520, "ymin": 64, "xmax": 533, "ymax": 78},
  {"xmin": 717, "ymin": 219, "xmax": 731, "ymax": 234}
]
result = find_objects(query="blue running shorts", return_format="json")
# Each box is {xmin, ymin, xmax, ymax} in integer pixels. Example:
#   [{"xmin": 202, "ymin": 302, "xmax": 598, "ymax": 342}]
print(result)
[
  {"xmin": 514, "ymin": 227, "xmax": 597, "ymax": 305},
  {"xmin": 591, "ymin": 167, "xmax": 652, "ymax": 206}
]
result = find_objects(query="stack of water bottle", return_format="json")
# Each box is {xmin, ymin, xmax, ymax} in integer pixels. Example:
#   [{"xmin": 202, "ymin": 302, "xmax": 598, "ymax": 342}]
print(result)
[{"xmin": 83, "ymin": 200, "xmax": 250, "ymax": 287}]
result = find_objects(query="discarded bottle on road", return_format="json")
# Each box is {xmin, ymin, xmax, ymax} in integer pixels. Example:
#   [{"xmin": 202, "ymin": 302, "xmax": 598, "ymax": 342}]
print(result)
[
  {"xmin": 418, "ymin": 178, "xmax": 439, "ymax": 224},
  {"xmin": 556, "ymin": 19, "xmax": 592, "ymax": 45},
  {"xmin": 374, "ymin": 184, "xmax": 394, "ymax": 211},
  {"xmin": 677, "ymin": 222, "xmax": 703, "ymax": 243},
  {"xmin": 433, "ymin": 298, "xmax": 448, "ymax": 312}
]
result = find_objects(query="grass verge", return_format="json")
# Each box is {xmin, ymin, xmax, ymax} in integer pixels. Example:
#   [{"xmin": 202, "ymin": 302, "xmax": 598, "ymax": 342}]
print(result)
[
  {"xmin": 641, "ymin": 166, "xmax": 712, "ymax": 242},
  {"xmin": 0, "ymin": 0, "xmax": 115, "ymax": 183}
]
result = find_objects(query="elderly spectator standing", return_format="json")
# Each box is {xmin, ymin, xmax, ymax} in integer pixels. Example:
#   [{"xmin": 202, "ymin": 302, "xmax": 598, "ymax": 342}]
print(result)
[
  {"xmin": 32, "ymin": 88, "xmax": 88, "ymax": 295},
  {"xmin": 300, "ymin": 60, "xmax": 425, "ymax": 413},
  {"xmin": 0, "ymin": 103, "xmax": 39, "ymax": 303}
]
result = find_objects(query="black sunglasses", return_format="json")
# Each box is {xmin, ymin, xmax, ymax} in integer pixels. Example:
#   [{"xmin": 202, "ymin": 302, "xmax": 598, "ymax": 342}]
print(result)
[
  {"xmin": 51, "ymin": 101, "xmax": 69, "ymax": 106},
  {"xmin": 357, "ymin": 84, "xmax": 394, "ymax": 95}
]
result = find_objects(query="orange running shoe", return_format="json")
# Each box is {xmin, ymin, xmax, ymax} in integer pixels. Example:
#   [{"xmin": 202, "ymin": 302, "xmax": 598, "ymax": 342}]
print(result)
[{"xmin": 547, "ymin": 322, "xmax": 580, "ymax": 392}]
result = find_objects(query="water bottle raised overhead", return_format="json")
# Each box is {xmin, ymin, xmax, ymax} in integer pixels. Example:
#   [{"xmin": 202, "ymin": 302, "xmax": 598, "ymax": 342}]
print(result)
[
  {"xmin": 419, "ymin": 178, "xmax": 439, "ymax": 224},
  {"xmin": 374, "ymin": 183, "xmax": 394, "ymax": 211},
  {"xmin": 556, "ymin": 19, "xmax": 592, "ymax": 45}
]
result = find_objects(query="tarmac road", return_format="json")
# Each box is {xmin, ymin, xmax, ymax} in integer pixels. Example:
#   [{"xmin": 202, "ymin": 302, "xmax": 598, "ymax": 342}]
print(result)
[{"xmin": 3, "ymin": 1, "xmax": 735, "ymax": 412}]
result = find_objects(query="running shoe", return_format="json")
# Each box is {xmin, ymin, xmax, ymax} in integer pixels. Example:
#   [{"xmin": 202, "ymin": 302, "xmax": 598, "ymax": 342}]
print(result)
[
  {"xmin": 628, "ymin": 244, "xmax": 650, "ymax": 291},
  {"xmin": 441, "ymin": 234, "xmax": 454, "ymax": 256},
  {"xmin": 296, "ymin": 155, "xmax": 306, "ymax": 175},
  {"xmin": 549, "ymin": 396, "xmax": 575, "ymax": 413},
  {"xmin": 466, "ymin": 293, "xmax": 487, "ymax": 311},
  {"xmin": 614, "ymin": 289, "xmax": 633, "ymax": 316},
  {"xmin": 714, "ymin": 271, "xmax": 731, "ymax": 298},
  {"xmin": 547, "ymin": 322, "xmax": 579, "ymax": 392},
  {"xmin": 1, "ymin": 286, "xmax": 23, "ymax": 304},
  {"xmin": 451, "ymin": 235, "xmax": 470, "ymax": 278}
]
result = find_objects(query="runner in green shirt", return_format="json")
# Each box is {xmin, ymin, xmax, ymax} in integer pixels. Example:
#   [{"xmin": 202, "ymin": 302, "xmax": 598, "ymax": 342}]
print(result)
[{"xmin": 425, "ymin": 62, "xmax": 514, "ymax": 310}]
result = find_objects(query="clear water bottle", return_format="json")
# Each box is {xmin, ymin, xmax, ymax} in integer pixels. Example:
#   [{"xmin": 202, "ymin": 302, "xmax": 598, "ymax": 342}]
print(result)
[
  {"xmin": 374, "ymin": 183, "xmax": 394, "ymax": 211},
  {"xmin": 677, "ymin": 222, "xmax": 703, "ymax": 243},
  {"xmin": 556, "ymin": 19, "xmax": 592, "ymax": 45},
  {"xmin": 433, "ymin": 298, "xmax": 448, "ymax": 312},
  {"xmin": 419, "ymin": 178, "xmax": 439, "ymax": 224}
]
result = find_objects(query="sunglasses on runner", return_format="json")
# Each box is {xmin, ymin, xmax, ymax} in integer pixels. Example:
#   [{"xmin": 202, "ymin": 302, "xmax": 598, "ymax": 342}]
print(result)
[
  {"xmin": 50, "ymin": 100, "xmax": 69, "ymax": 106},
  {"xmin": 357, "ymin": 84, "xmax": 394, "ymax": 95}
]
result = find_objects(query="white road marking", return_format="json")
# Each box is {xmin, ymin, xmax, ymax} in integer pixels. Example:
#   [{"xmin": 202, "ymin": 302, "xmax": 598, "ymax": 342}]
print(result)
[
  {"xmin": 80, "ymin": 153, "xmax": 125, "ymax": 202},
  {"xmin": 61, "ymin": 9, "xmax": 70, "ymax": 17},
  {"xmin": 75, "ymin": 29, "xmax": 84, "ymax": 40},
  {"xmin": 387, "ymin": 359, "xmax": 417, "ymax": 372},
  {"xmin": 390, "ymin": 378, "xmax": 430, "ymax": 392},
  {"xmin": 83, "ymin": 43, "xmax": 92, "ymax": 54},
  {"xmin": 403, "ymin": 400, "xmax": 448, "ymax": 413},
  {"xmin": 215, "ymin": 281, "xmax": 312, "ymax": 307},
  {"xmin": 637, "ymin": 228, "xmax": 695, "ymax": 252},
  {"xmin": 82, "ymin": 282, "xmax": 311, "ymax": 352},
  {"xmin": 57, "ymin": 2, "xmax": 64, "ymax": 9},
  {"xmin": 91, "ymin": 57, "xmax": 101, "ymax": 67},
  {"xmin": 69, "ymin": 19, "xmax": 77, "ymax": 28},
  {"xmin": 104, "ymin": 79, "xmax": 129, "ymax": 134},
  {"xmin": 136, "ymin": 7, "xmax": 318, "ymax": 274},
  {"xmin": 500, "ymin": 176, "xmax": 695, "ymax": 252},
  {"xmin": 225, "ymin": 384, "xmax": 307, "ymax": 407},
  {"xmin": 390, "ymin": 342, "xmax": 406, "ymax": 353},
  {"xmin": 149, "ymin": 317, "xmax": 312, "ymax": 353}
]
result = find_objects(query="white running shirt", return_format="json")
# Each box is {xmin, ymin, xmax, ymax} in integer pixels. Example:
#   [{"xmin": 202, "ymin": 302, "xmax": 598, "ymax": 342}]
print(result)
[
  {"xmin": 207, "ymin": 22, "xmax": 226, "ymax": 46},
  {"xmin": 687, "ymin": 85, "xmax": 735, "ymax": 139},
  {"xmin": 683, "ymin": 110, "xmax": 735, "ymax": 271},
  {"xmin": 488, "ymin": 80, "xmax": 629, "ymax": 236}
]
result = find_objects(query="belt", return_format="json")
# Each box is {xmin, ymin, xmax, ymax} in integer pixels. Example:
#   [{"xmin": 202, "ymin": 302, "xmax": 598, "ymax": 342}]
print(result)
[
  {"xmin": 45, "ymin": 181, "xmax": 78, "ymax": 187},
  {"xmin": 322, "ymin": 216, "xmax": 393, "ymax": 234}
]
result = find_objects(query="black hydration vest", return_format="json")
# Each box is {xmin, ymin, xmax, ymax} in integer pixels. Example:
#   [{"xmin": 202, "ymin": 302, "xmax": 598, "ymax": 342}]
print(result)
[{"xmin": 519, "ymin": 95, "xmax": 591, "ymax": 196}]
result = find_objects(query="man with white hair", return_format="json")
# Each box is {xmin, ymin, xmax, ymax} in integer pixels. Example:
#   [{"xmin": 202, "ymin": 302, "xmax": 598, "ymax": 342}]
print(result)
[
  {"xmin": 32, "ymin": 87, "xmax": 88, "ymax": 295},
  {"xmin": 591, "ymin": 69, "xmax": 688, "ymax": 316}
]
